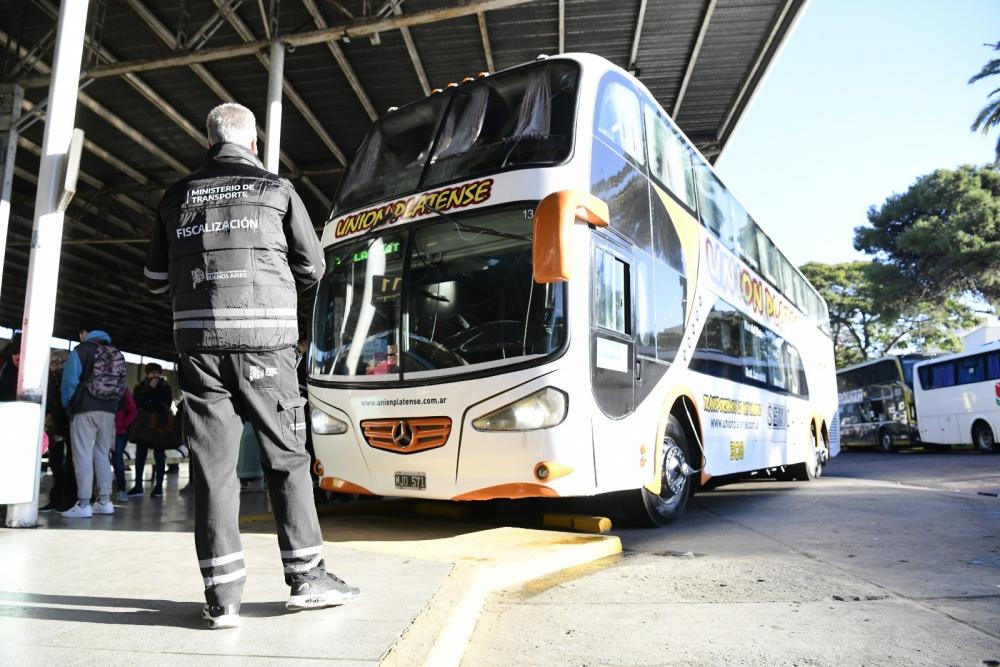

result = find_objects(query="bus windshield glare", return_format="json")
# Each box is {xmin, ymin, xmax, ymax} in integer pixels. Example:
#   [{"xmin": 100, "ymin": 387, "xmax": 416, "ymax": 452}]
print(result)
[
  {"xmin": 311, "ymin": 206, "xmax": 566, "ymax": 380},
  {"xmin": 335, "ymin": 61, "xmax": 581, "ymax": 213}
]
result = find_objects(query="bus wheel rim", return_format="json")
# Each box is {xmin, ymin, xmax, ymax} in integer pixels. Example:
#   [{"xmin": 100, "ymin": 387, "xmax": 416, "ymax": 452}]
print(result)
[{"xmin": 660, "ymin": 439, "xmax": 686, "ymax": 500}]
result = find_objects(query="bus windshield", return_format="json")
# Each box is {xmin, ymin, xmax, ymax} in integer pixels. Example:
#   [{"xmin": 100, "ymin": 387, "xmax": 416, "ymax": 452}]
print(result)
[
  {"xmin": 335, "ymin": 61, "xmax": 581, "ymax": 213},
  {"xmin": 311, "ymin": 206, "xmax": 566, "ymax": 380}
]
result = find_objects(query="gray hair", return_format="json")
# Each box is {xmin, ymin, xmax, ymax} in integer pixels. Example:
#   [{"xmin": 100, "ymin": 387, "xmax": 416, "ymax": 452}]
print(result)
[{"xmin": 206, "ymin": 103, "xmax": 257, "ymax": 146}]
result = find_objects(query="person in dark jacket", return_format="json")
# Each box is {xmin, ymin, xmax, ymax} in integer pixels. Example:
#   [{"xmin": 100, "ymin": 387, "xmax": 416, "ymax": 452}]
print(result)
[
  {"xmin": 144, "ymin": 102, "xmax": 358, "ymax": 630},
  {"xmin": 60, "ymin": 325, "xmax": 123, "ymax": 518},
  {"xmin": 0, "ymin": 332, "xmax": 21, "ymax": 401},
  {"xmin": 128, "ymin": 362, "xmax": 175, "ymax": 498},
  {"xmin": 41, "ymin": 351, "xmax": 76, "ymax": 512}
]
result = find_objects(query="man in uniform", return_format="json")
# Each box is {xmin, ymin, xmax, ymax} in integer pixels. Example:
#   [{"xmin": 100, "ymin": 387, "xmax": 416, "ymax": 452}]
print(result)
[{"xmin": 144, "ymin": 102, "xmax": 358, "ymax": 629}]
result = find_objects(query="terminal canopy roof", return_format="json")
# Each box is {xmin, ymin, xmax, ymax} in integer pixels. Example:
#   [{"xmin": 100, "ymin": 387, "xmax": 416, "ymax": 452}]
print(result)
[{"xmin": 0, "ymin": 0, "xmax": 807, "ymax": 359}]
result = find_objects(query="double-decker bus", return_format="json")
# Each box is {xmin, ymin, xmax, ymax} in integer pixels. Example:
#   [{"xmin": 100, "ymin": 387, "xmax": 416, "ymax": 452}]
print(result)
[
  {"xmin": 913, "ymin": 342, "xmax": 1000, "ymax": 454},
  {"xmin": 307, "ymin": 53, "xmax": 838, "ymax": 525},
  {"xmin": 836, "ymin": 355, "xmax": 932, "ymax": 452}
]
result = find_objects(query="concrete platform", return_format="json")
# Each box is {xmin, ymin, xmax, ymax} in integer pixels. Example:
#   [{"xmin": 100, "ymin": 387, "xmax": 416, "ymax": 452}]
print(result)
[{"xmin": 0, "ymin": 474, "xmax": 621, "ymax": 665}]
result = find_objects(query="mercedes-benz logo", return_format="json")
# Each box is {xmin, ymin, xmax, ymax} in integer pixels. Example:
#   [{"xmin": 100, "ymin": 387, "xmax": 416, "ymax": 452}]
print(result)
[{"xmin": 391, "ymin": 420, "xmax": 413, "ymax": 448}]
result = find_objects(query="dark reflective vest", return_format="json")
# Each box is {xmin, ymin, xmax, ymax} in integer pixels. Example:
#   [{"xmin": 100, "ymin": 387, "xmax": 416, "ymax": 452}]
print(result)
[{"xmin": 157, "ymin": 144, "xmax": 299, "ymax": 351}]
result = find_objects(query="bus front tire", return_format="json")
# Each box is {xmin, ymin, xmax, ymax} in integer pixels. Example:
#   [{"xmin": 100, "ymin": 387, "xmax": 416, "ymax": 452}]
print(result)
[
  {"xmin": 630, "ymin": 415, "xmax": 693, "ymax": 527},
  {"xmin": 878, "ymin": 428, "xmax": 895, "ymax": 453},
  {"xmin": 973, "ymin": 421, "xmax": 997, "ymax": 454}
]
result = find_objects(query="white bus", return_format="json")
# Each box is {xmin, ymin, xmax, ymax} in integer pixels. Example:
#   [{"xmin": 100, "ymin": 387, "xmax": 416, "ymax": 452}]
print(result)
[
  {"xmin": 307, "ymin": 53, "xmax": 839, "ymax": 525},
  {"xmin": 913, "ymin": 342, "xmax": 1000, "ymax": 454}
]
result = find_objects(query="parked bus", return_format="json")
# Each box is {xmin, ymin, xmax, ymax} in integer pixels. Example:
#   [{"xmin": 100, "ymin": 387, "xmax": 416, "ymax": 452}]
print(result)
[
  {"xmin": 307, "ymin": 53, "xmax": 839, "ymax": 525},
  {"xmin": 913, "ymin": 342, "xmax": 1000, "ymax": 454},
  {"xmin": 836, "ymin": 355, "xmax": 932, "ymax": 452}
]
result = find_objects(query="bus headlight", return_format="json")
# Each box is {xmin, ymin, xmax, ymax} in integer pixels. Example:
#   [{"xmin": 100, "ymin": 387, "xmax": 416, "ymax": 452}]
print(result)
[
  {"xmin": 311, "ymin": 406, "xmax": 349, "ymax": 435},
  {"xmin": 472, "ymin": 387, "xmax": 568, "ymax": 431}
]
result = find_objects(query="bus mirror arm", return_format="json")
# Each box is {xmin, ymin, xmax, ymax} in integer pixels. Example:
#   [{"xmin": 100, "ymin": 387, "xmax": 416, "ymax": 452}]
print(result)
[{"xmin": 532, "ymin": 190, "xmax": 609, "ymax": 283}]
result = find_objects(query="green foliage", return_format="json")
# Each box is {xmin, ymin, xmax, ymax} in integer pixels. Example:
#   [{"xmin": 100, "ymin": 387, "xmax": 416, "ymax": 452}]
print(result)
[
  {"xmin": 800, "ymin": 261, "xmax": 975, "ymax": 369},
  {"xmin": 969, "ymin": 41, "xmax": 1000, "ymax": 163},
  {"xmin": 855, "ymin": 165, "xmax": 1000, "ymax": 308}
]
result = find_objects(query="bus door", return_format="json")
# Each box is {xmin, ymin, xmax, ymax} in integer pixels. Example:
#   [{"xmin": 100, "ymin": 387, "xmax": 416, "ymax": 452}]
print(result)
[{"xmin": 591, "ymin": 236, "xmax": 636, "ymax": 481}]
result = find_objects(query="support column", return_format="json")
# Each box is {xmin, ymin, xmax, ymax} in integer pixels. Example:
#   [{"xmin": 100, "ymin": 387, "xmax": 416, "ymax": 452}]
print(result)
[
  {"xmin": 6, "ymin": 0, "xmax": 89, "ymax": 528},
  {"xmin": 0, "ymin": 84, "xmax": 24, "ymax": 303},
  {"xmin": 264, "ymin": 41, "xmax": 284, "ymax": 174}
]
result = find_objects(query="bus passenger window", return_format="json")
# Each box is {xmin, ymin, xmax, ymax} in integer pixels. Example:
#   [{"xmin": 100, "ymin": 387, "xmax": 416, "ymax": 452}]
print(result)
[
  {"xmin": 694, "ymin": 165, "xmax": 735, "ymax": 250},
  {"xmin": 643, "ymin": 106, "xmax": 697, "ymax": 210},
  {"xmin": 756, "ymin": 228, "xmax": 778, "ymax": 286},
  {"xmin": 596, "ymin": 80, "xmax": 644, "ymax": 166},
  {"xmin": 595, "ymin": 249, "xmax": 629, "ymax": 335},
  {"xmin": 731, "ymin": 200, "xmax": 758, "ymax": 270},
  {"xmin": 989, "ymin": 353, "xmax": 1000, "ymax": 380},
  {"xmin": 766, "ymin": 331, "xmax": 786, "ymax": 390},
  {"xmin": 958, "ymin": 356, "xmax": 985, "ymax": 384}
]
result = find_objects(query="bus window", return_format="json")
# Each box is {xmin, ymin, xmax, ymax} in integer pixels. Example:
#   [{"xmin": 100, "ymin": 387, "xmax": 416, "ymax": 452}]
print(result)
[
  {"xmin": 741, "ymin": 318, "xmax": 768, "ymax": 384},
  {"xmin": 756, "ymin": 227, "xmax": 777, "ymax": 285},
  {"xmin": 958, "ymin": 355, "xmax": 985, "ymax": 384},
  {"xmin": 336, "ymin": 94, "xmax": 450, "ymax": 213},
  {"xmin": 694, "ymin": 164, "xmax": 735, "ymax": 250},
  {"xmin": 653, "ymin": 262, "xmax": 685, "ymax": 364},
  {"xmin": 732, "ymin": 201, "xmax": 759, "ymax": 270},
  {"xmin": 989, "ymin": 352, "xmax": 1000, "ymax": 380},
  {"xmin": 777, "ymin": 252, "xmax": 797, "ymax": 304},
  {"xmin": 634, "ymin": 253, "xmax": 656, "ymax": 358},
  {"xmin": 692, "ymin": 301, "xmax": 742, "ymax": 381},
  {"xmin": 923, "ymin": 362, "xmax": 956, "ymax": 389},
  {"xmin": 766, "ymin": 330, "xmax": 786, "ymax": 391},
  {"xmin": 426, "ymin": 62, "xmax": 581, "ymax": 184},
  {"xmin": 596, "ymin": 249, "xmax": 629, "ymax": 335},
  {"xmin": 643, "ymin": 106, "xmax": 697, "ymax": 210},
  {"xmin": 785, "ymin": 344, "xmax": 808, "ymax": 397},
  {"xmin": 596, "ymin": 80, "xmax": 644, "ymax": 166}
]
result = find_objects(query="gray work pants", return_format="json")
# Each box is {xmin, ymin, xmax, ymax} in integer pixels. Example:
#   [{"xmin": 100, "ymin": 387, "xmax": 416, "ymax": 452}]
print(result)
[
  {"xmin": 70, "ymin": 411, "xmax": 115, "ymax": 503},
  {"xmin": 179, "ymin": 346, "xmax": 323, "ymax": 607}
]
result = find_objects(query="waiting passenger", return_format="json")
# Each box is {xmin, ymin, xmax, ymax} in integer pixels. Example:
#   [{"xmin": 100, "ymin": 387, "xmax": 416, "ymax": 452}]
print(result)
[{"xmin": 129, "ymin": 363, "xmax": 175, "ymax": 498}]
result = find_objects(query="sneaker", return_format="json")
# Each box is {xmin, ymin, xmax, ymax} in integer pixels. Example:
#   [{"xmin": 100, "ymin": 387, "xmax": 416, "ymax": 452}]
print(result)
[
  {"xmin": 61, "ymin": 502, "xmax": 93, "ymax": 519},
  {"xmin": 93, "ymin": 499, "xmax": 115, "ymax": 515},
  {"xmin": 127, "ymin": 486, "xmax": 144, "ymax": 497},
  {"xmin": 151, "ymin": 486, "xmax": 163, "ymax": 498},
  {"xmin": 201, "ymin": 603, "xmax": 240, "ymax": 630},
  {"xmin": 286, "ymin": 571, "xmax": 360, "ymax": 611},
  {"xmin": 116, "ymin": 491, "xmax": 129, "ymax": 503}
]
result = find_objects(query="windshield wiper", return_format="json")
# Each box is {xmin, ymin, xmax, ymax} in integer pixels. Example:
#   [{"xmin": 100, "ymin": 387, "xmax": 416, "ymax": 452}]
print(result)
[{"xmin": 424, "ymin": 203, "xmax": 531, "ymax": 242}]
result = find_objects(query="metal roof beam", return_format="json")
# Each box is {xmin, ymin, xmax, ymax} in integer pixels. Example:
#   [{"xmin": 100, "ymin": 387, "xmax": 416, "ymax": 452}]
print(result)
[
  {"xmin": 33, "ymin": 0, "xmax": 207, "ymax": 149},
  {"xmin": 715, "ymin": 0, "xmax": 799, "ymax": 146},
  {"xmin": 210, "ymin": 0, "xmax": 348, "ymax": 165},
  {"xmin": 301, "ymin": 0, "xmax": 378, "ymax": 121},
  {"xmin": 477, "ymin": 12, "xmax": 495, "ymax": 73},
  {"xmin": 122, "ymin": 0, "xmax": 330, "ymax": 208},
  {"xmin": 1, "ymin": 29, "xmax": 188, "ymax": 177},
  {"xmin": 627, "ymin": 0, "xmax": 648, "ymax": 73},
  {"xmin": 19, "ymin": 0, "xmax": 536, "ymax": 86},
  {"xmin": 389, "ymin": 2, "xmax": 431, "ymax": 96},
  {"xmin": 673, "ymin": 0, "xmax": 716, "ymax": 118},
  {"xmin": 558, "ymin": 0, "xmax": 564, "ymax": 53}
]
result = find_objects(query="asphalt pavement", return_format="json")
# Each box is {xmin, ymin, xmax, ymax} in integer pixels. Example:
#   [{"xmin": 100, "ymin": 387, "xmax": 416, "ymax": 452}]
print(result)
[{"xmin": 464, "ymin": 450, "xmax": 1000, "ymax": 666}]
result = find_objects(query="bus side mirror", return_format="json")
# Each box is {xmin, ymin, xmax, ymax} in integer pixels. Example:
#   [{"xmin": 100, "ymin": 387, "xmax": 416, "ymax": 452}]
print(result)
[{"xmin": 532, "ymin": 190, "xmax": 609, "ymax": 283}]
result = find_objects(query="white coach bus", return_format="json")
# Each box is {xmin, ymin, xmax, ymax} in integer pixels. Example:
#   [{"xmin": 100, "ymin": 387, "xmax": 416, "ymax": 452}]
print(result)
[
  {"xmin": 912, "ymin": 342, "xmax": 1000, "ymax": 454},
  {"xmin": 307, "ymin": 53, "xmax": 839, "ymax": 525}
]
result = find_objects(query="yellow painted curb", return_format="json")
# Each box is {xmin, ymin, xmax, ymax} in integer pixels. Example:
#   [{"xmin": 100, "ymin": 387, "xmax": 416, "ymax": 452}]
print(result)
[{"xmin": 366, "ymin": 527, "xmax": 622, "ymax": 667}]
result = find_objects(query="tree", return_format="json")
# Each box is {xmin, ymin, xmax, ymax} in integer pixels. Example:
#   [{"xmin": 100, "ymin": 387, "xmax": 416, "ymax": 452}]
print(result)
[
  {"xmin": 854, "ymin": 165, "xmax": 1000, "ymax": 308},
  {"xmin": 970, "ymin": 41, "xmax": 1000, "ymax": 164},
  {"xmin": 800, "ymin": 261, "xmax": 975, "ymax": 368}
]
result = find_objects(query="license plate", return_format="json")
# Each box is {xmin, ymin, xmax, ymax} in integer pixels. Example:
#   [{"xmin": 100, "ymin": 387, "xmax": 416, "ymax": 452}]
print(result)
[{"xmin": 394, "ymin": 472, "xmax": 426, "ymax": 490}]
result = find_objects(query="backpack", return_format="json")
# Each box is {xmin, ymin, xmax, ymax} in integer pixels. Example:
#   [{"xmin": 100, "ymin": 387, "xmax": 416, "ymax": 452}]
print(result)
[{"xmin": 84, "ymin": 342, "xmax": 127, "ymax": 400}]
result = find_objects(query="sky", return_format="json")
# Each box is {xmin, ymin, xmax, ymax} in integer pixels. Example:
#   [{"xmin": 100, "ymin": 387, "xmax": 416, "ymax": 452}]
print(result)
[{"xmin": 715, "ymin": 0, "xmax": 1000, "ymax": 268}]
